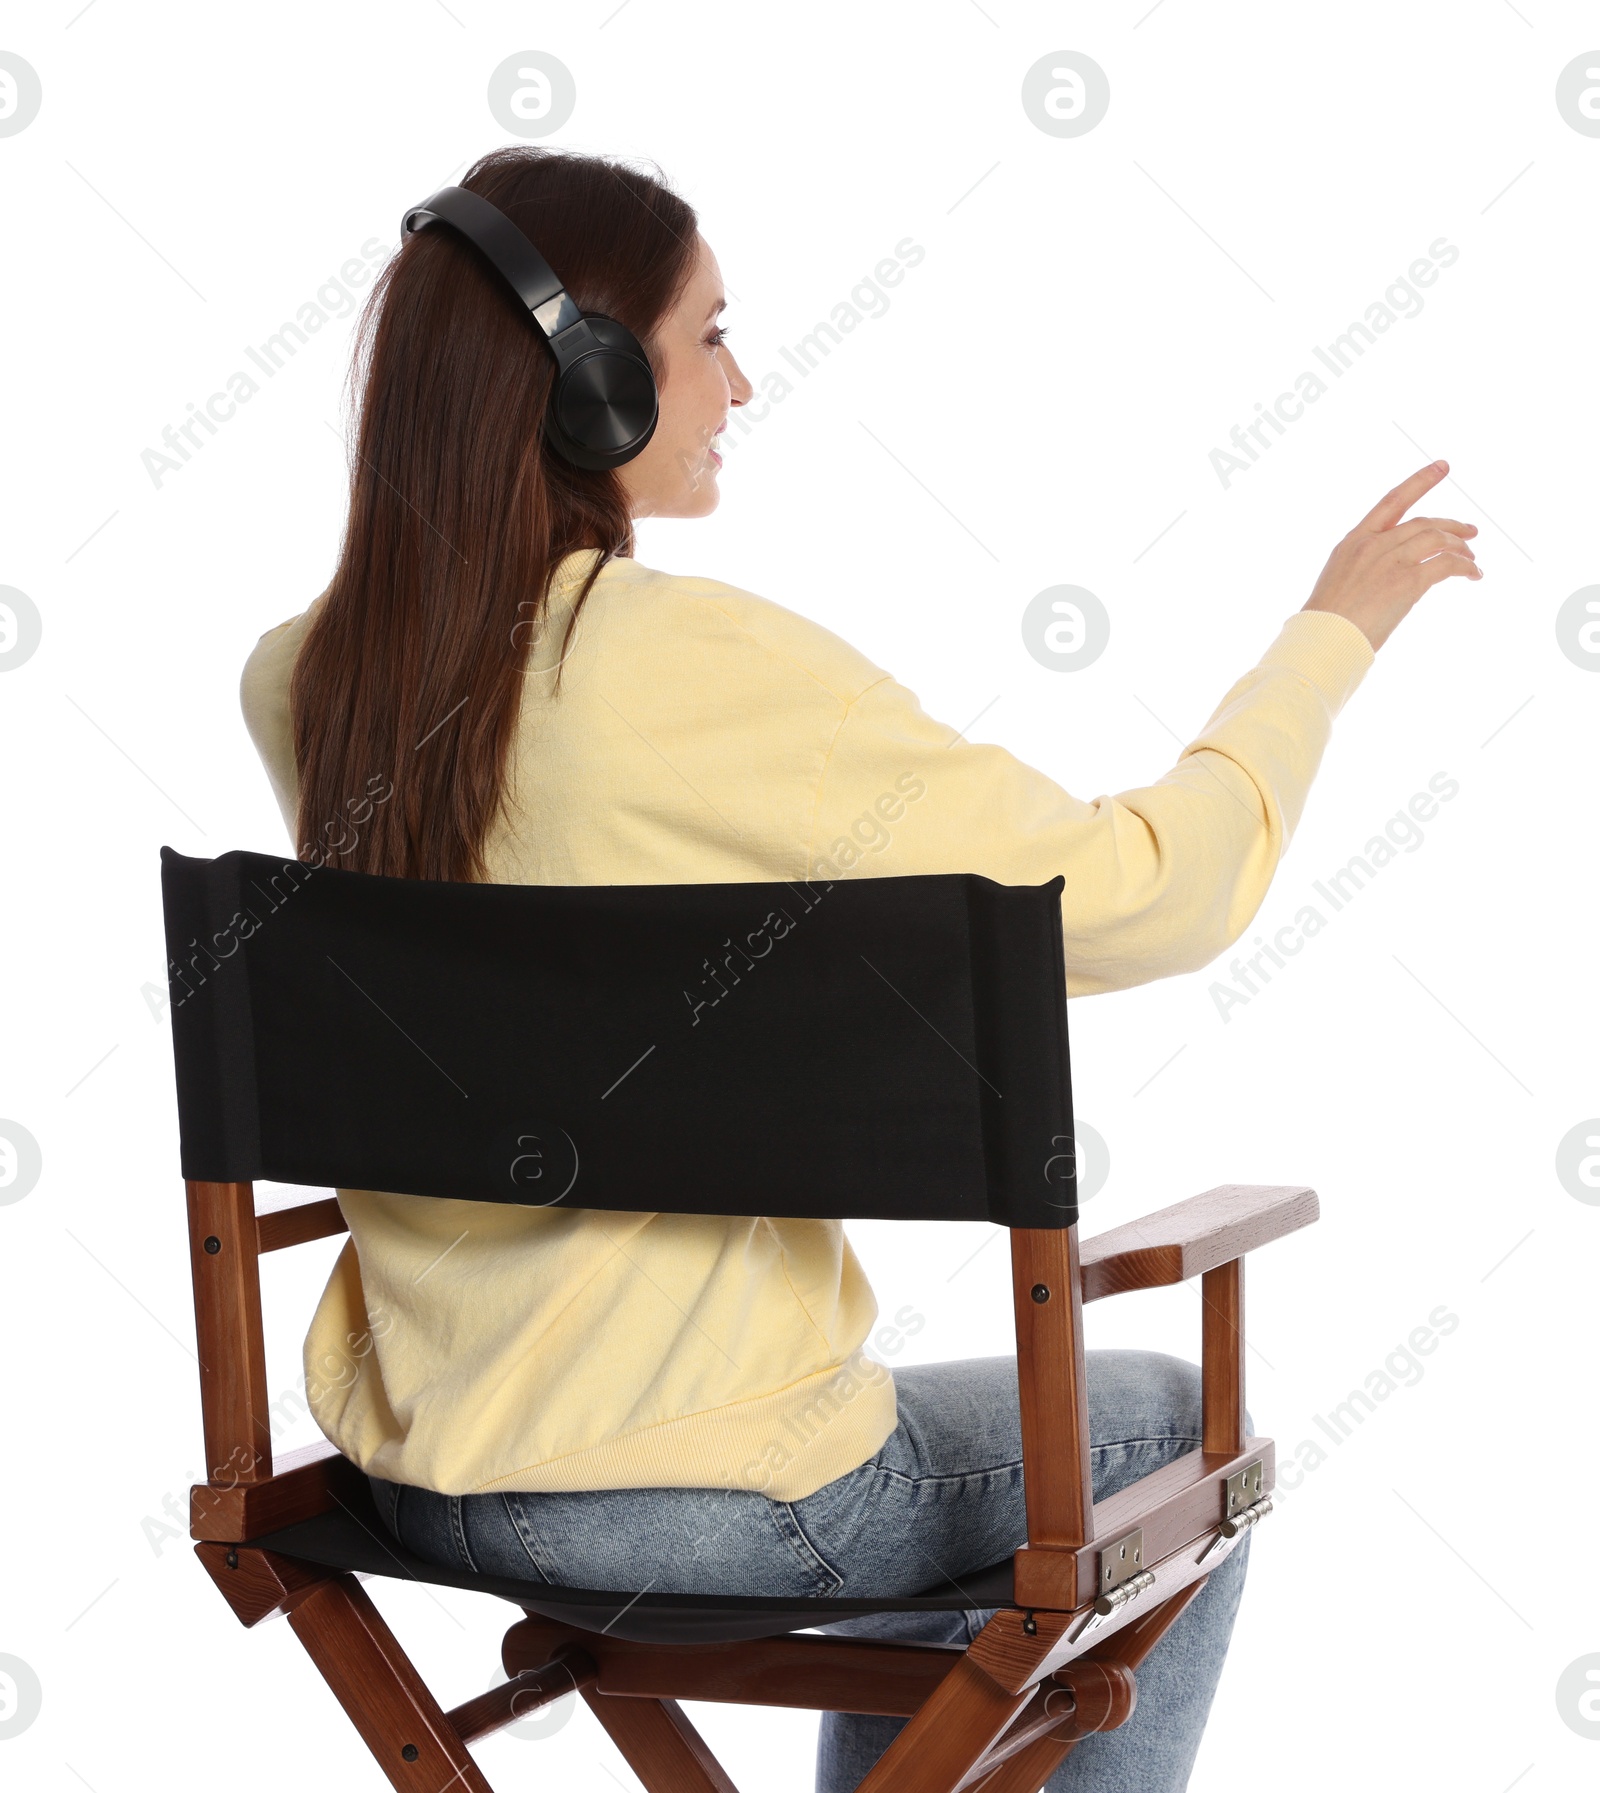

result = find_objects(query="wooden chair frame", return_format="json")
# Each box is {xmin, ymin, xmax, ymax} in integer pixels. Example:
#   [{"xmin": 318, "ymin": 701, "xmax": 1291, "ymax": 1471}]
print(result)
[{"xmin": 186, "ymin": 1175, "xmax": 1316, "ymax": 1791}]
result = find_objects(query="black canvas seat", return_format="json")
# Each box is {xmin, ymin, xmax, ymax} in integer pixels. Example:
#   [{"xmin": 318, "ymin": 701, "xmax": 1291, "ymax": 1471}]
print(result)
[{"xmin": 248, "ymin": 1463, "xmax": 1016, "ymax": 1644}]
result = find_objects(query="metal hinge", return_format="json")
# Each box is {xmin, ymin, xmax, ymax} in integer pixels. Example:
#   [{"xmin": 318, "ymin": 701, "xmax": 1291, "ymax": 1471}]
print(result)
[
  {"xmin": 1099, "ymin": 1529, "xmax": 1145, "ymax": 1594},
  {"xmin": 1225, "ymin": 1460, "xmax": 1265, "ymax": 1518},
  {"xmin": 1067, "ymin": 1531, "xmax": 1157, "ymax": 1643},
  {"xmin": 1198, "ymin": 1459, "xmax": 1273, "ymax": 1565}
]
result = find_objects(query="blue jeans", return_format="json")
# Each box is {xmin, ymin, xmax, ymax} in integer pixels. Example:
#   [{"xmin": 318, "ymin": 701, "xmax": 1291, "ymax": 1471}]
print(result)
[{"xmin": 371, "ymin": 1349, "xmax": 1252, "ymax": 1792}]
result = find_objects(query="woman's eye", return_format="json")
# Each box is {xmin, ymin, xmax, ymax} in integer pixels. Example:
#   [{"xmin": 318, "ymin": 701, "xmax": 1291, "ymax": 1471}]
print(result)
[{"xmin": 707, "ymin": 325, "xmax": 730, "ymax": 349}]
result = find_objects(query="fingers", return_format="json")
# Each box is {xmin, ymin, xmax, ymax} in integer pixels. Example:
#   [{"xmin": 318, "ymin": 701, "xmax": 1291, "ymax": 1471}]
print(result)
[
  {"xmin": 1393, "ymin": 526, "xmax": 1477, "ymax": 567},
  {"xmin": 1355, "ymin": 461, "xmax": 1449, "ymax": 534},
  {"xmin": 1420, "ymin": 550, "xmax": 1482, "ymax": 586},
  {"xmin": 1391, "ymin": 516, "xmax": 1479, "ymax": 541}
]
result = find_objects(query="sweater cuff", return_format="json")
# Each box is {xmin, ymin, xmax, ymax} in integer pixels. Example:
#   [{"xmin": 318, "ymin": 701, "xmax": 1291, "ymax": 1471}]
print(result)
[{"xmin": 1257, "ymin": 608, "xmax": 1376, "ymax": 718}]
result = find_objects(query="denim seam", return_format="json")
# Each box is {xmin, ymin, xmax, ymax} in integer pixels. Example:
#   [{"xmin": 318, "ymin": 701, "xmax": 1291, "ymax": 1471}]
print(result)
[
  {"xmin": 865, "ymin": 1461, "xmax": 1022, "ymax": 1493},
  {"xmin": 861, "ymin": 1433, "xmax": 1203, "ymax": 1497},
  {"xmin": 500, "ymin": 1495, "xmax": 557, "ymax": 1584},
  {"xmin": 1093, "ymin": 1433, "xmax": 1205, "ymax": 1453},
  {"xmin": 448, "ymin": 1495, "xmax": 481, "ymax": 1574},
  {"xmin": 771, "ymin": 1501, "xmax": 846, "ymax": 1595}
]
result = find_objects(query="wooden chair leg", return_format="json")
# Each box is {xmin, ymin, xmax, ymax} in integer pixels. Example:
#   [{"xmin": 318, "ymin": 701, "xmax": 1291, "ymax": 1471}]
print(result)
[
  {"xmin": 287, "ymin": 1573, "xmax": 496, "ymax": 1792},
  {"xmin": 963, "ymin": 1731, "xmax": 1076, "ymax": 1793},
  {"xmin": 961, "ymin": 1580, "xmax": 1211, "ymax": 1793},
  {"xmin": 961, "ymin": 1715, "xmax": 1088, "ymax": 1793},
  {"xmin": 856, "ymin": 1655, "xmax": 1037, "ymax": 1793},
  {"xmin": 581, "ymin": 1689, "xmax": 740, "ymax": 1792}
]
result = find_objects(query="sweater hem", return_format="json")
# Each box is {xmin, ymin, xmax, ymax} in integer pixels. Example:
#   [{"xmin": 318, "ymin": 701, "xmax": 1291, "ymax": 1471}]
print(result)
[{"xmin": 464, "ymin": 1350, "xmax": 901, "ymax": 1502}]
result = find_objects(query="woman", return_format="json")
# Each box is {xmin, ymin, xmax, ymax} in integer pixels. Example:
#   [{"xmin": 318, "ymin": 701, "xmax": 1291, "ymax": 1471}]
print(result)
[{"xmin": 240, "ymin": 144, "xmax": 1480, "ymax": 1791}]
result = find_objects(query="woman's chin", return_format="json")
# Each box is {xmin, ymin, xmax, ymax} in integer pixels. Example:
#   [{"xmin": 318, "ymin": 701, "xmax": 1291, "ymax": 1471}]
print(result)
[{"xmin": 682, "ymin": 475, "xmax": 721, "ymax": 517}]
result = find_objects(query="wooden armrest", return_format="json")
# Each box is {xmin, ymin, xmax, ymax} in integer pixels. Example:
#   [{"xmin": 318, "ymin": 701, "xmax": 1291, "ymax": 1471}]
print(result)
[{"xmin": 1078, "ymin": 1184, "xmax": 1318, "ymax": 1304}]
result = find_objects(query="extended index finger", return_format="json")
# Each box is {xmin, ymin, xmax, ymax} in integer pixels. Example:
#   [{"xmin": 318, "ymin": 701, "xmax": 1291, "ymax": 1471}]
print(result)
[{"xmin": 1356, "ymin": 460, "xmax": 1449, "ymax": 534}]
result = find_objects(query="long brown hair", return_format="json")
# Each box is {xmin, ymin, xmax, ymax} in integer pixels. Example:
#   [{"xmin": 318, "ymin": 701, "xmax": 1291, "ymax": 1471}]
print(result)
[{"xmin": 290, "ymin": 145, "xmax": 699, "ymax": 882}]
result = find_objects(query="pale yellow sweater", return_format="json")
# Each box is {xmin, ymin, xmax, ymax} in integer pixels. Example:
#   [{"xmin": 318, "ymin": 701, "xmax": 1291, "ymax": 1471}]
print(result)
[{"xmin": 239, "ymin": 547, "xmax": 1374, "ymax": 1499}]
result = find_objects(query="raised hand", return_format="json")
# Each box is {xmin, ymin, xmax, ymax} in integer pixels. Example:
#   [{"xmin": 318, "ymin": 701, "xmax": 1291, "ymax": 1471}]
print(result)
[{"xmin": 1301, "ymin": 460, "xmax": 1481, "ymax": 652}]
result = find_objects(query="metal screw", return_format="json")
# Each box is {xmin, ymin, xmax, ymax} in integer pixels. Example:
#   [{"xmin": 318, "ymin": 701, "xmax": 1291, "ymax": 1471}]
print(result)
[
  {"xmin": 1022, "ymin": 1612, "xmax": 1038, "ymax": 1636},
  {"xmin": 1031, "ymin": 1284, "xmax": 1050, "ymax": 1303},
  {"xmin": 224, "ymin": 1549, "xmax": 238, "ymax": 1569},
  {"xmin": 203, "ymin": 1236, "xmax": 221, "ymax": 1255},
  {"xmin": 401, "ymin": 1744, "xmax": 419, "ymax": 1762}
]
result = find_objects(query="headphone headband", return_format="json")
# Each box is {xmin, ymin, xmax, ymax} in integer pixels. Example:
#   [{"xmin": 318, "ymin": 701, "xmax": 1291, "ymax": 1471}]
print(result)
[
  {"xmin": 402, "ymin": 186, "xmax": 584, "ymax": 345},
  {"xmin": 400, "ymin": 182, "xmax": 659, "ymax": 472}
]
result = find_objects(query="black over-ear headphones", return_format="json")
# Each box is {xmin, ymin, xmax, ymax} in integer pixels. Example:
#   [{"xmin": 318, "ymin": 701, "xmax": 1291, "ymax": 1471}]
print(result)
[{"xmin": 400, "ymin": 184, "xmax": 659, "ymax": 472}]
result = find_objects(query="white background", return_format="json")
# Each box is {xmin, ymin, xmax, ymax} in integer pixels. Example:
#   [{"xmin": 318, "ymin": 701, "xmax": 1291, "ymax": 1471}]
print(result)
[{"xmin": 2, "ymin": 3, "xmax": 1596, "ymax": 1789}]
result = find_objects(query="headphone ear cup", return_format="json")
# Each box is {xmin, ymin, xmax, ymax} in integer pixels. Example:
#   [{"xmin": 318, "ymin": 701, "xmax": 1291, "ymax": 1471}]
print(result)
[{"xmin": 545, "ymin": 314, "xmax": 659, "ymax": 471}]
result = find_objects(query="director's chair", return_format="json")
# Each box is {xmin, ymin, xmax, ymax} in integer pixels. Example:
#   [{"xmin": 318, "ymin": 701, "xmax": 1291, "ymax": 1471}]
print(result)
[{"xmin": 161, "ymin": 844, "xmax": 1316, "ymax": 1792}]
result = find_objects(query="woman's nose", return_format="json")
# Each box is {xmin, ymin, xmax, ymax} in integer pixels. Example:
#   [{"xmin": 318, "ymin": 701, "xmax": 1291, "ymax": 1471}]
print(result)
[{"xmin": 726, "ymin": 355, "xmax": 754, "ymax": 405}]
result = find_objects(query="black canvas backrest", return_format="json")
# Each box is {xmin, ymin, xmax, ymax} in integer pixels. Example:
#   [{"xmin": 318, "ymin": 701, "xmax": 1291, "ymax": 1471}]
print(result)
[{"xmin": 159, "ymin": 847, "xmax": 1077, "ymax": 1227}]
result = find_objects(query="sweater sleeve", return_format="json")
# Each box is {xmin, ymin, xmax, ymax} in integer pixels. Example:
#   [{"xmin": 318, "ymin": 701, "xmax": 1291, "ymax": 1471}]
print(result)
[
  {"xmin": 239, "ymin": 618, "xmax": 301, "ymax": 840},
  {"xmin": 807, "ymin": 609, "xmax": 1375, "ymax": 999}
]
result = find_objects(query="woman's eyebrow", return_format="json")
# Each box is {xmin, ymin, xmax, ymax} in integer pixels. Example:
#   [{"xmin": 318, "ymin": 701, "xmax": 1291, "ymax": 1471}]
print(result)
[{"xmin": 704, "ymin": 295, "xmax": 727, "ymax": 320}]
